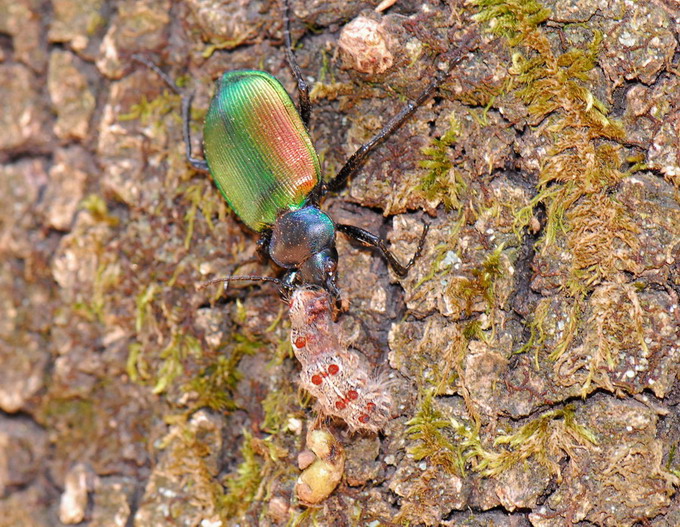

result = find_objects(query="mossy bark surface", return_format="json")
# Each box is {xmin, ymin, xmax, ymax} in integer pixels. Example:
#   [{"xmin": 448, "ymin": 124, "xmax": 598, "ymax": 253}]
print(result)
[{"xmin": 0, "ymin": 0, "xmax": 678, "ymax": 526}]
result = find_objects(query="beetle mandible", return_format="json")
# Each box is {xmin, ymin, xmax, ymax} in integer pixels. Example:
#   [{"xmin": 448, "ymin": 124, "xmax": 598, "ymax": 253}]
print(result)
[{"xmin": 135, "ymin": 0, "xmax": 475, "ymax": 300}]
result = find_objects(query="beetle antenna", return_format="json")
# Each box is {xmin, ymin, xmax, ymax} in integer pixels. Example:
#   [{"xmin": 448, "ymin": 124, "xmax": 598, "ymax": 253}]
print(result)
[{"xmin": 198, "ymin": 275, "xmax": 284, "ymax": 291}]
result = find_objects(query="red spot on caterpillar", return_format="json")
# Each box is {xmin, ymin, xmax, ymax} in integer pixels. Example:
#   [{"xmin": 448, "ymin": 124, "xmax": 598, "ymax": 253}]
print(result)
[
  {"xmin": 335, "ymin": 400, "xmax": 346, "ymax": 410},
  {"xmin": 358, "ymin": 414, "xmax": 370, "ymax": 423},
  {"xmin": 366, "ymin": 402, "xmax": 376, "ymax": 411},
  {"xmin": 347, "ymin": 390, "xmax": 358, "ymax": 400},
  {"xmin": 327, "ymin": 364, "xmax": 339, "ymax": 375},
  {"xmin": 311, "ymin": 374, "xmax": 323, "ymax": 385},
  {"xmin": 295, "ymin": 336, "xmax": 306, "ymax": 348}
]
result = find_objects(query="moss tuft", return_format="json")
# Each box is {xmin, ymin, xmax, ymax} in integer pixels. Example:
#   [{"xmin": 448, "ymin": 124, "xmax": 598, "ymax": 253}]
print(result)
[
  {"xmin": 472, "ymin": 405, "xmax": 597, "ymax": 478},
  {"xmin": 417, "ymin": 113, "xmax": 466, "ymax": 209},
  {"xmin": 220, "ymin": 430, "xmax": 264, "ymax": 517},
  {"xmin": 406, "ymin": 390, "xmax": 468, "ymax": 475}
]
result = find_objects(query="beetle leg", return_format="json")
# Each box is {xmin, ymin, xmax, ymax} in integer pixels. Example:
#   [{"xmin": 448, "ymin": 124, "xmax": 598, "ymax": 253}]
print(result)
[
  {"xmin": 283, "ymin": 0, "xmax": 311, "ymax": 128},
  {"xmin": 337, "ymin": 222, "xmax": 429, "ymax": 277},
  {"xmin": 325, "ymin": 30, "xmax": 478, "ymax": 194},
  {"xmin": 132, "ymin": 54, "xmax": 209, "ymax": 173},
  {"xmin": 257, "ymin": 229, "xmax": 273, "ymax": 263},
  {"xmin": 180, "ymin": 94, "xmax": 210, "ymax": 172}
]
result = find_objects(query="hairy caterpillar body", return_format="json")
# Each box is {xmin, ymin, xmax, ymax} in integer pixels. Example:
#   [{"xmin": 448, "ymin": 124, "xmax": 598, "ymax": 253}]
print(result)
[{"xmin": 289, "ymin": 288, "xmax": 393, "ymax": 432}]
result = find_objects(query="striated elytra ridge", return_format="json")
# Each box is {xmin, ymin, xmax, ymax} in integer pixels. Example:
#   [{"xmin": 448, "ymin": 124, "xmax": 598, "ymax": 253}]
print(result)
[{"xmin": 204, "ymin": 70, "xmax": 320, "ymax": 231}]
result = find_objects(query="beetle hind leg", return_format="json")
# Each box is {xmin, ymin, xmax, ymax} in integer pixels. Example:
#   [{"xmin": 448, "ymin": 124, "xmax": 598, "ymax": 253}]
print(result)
[
  {"xmin": 324, "ymin": 30, "xmax": 479, "ymax": 195},
  {"xmin": 283, "ymin": 0, "xmax": 311, "ymax": 128},
  {"xmin": 132, "ymin": 54, "xmax": 209, "ymax": 173},
  {"xmin": 337, "ymin": 222, "xmax": 429, "ymax": 277}
]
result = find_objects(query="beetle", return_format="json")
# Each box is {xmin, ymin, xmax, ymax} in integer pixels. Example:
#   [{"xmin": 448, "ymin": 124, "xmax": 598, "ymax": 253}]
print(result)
[{"xmin": 135, "ymin": 0, "xmax": 475, "ymax": 300}]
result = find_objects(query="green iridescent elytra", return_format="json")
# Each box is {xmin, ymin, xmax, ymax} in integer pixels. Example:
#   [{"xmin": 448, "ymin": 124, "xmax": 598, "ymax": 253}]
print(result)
[{"xmin": 203, "ymin": 70, "xmax": 320, "ymax": 231}]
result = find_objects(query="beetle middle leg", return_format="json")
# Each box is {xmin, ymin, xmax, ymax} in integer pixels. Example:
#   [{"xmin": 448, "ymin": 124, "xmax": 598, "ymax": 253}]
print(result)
[
  {"xmin": 283, "ymin": 0, "xmax": 311, "ymax": 128},
  {"xmin": 132, "ymin": 55, "xmax": 209, "ymax": 173},
  {"xmin": 337, "ymin": 222, "xmax": 429, "ymax": 277},
  {"xmin": 256, "ymin": 229, "xmax": 273, "ymax": 263}
]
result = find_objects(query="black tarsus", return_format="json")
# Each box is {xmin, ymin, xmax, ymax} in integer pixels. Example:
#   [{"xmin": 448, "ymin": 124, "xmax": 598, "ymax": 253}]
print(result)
[
  {"xmin": 283, "ymin": 0, "xmax": 311, "ymax": 128},
  {"xmin": 324, "ymin": 30, "xmax": 479, "ymax": 195},
  {"xmin": 337, "ymin": 222, "xmax": 429, "ymax": 277},
  {"xmin": 132, "ymin": 54, "xmax": 210, "ymax": 173}
]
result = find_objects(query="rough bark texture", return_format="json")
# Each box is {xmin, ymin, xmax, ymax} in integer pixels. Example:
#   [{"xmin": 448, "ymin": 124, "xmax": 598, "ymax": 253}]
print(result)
[{"xmin": 0, "ymin": 0, "xmax": 679, "ymax": 526}]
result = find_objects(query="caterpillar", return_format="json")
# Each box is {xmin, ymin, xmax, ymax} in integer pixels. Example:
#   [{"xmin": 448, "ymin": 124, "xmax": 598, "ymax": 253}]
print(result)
[{"xmin": 288, "ymin": 288, "xmax": 393, "ymax": 433}]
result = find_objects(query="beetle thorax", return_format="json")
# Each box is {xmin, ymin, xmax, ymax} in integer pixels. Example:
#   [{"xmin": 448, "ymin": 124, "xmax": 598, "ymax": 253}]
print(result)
[{"xmin": 269, "ymin": 206, "xmax": 337, "ymax": 285}]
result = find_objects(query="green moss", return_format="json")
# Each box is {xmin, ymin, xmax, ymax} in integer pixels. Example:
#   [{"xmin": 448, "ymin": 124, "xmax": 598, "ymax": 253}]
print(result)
[
  {"xmin": 128, "ymin": 279, "xmax": 263, "ymax": 401},
  {"xmin": 181, "ymin": 179, "xmax": 227, "ymax": 249},
  {"xmin": 127, "ymin": 283, "xmax": 162, "ymax": 385},
  {"xmin": 513, "ymin": 296, "xmax": 581, "ymax": 369},
  {"xmin": 260, "ymin": 388, "xmax": 294, "ymax": 435},
  {"xmin": 474, "ymin": 405, "xmax": 597, "ymax": 477},
  {"xmin": 126, "ymin": 341, "xmax": 147, "ymax": 383},
  {"xmin": 472, "ymin": 0, "xmax": 641, "ymax": 398},
  {"xmin": 473, "ymin": 0, "xmax": 551, "ymax": 45},
  {"xmin": 413, "ymin": 243, "xmax": 454, "ymax": 290},
  {"xmin": 85, "ymin": 260, "xmax": 122, "ymax": 323},
  {"xmin": 286, "ymin": 508, "xmax": 318, "ymax": 527},
  {"xmin": 667, "ymin": 444, "xmax": 680, "ymax": 479},
  {"xmin": 548, "ymin": 301, "xmax": 580, "ymax": 364},
  {"xmin": 406, "ymin": 390, "xmax": 468, "ymax": 475},
  {"xmin": 473, "ymin": 0, "xmax": 629, "ymax": 298},
  {"xmin": 153, "ymin": 331, "xmax": 202, "ymax": 394},
  {"xmin": 457, "ymin": 77, "xmax": 511, "ymax": 109},
  {"xmin": 576, "ymin": 283, "xmax": 649, "ymax": 396},
  {"xmin": 189, "ymin": 332, "xmax": 264, "ymax": 408},
  {"xmin": 317, "ymin": 48, "xmax": 334, "ymax": 85},
  {"xmin": 514, "ymin": 298, "xmax": 548, "ymax": 363},
  {"xmin": 134, "ymin": 282, "xmax": 159, "ymax": 334},
  {"xmin": 463, "ymin": 319, "xmax": 484, "ymax": 341},
  {"xmin": 477, "ymin": 243, "xmax": 505, "ymax": 304},
  {"xmin": 158, "ymin": 414, "xmax": 228, "ymax": 515},
  {"xmin": 444, "ymin": 243, "xmax": 507, "ymax": 317},
  {"xmin": 80, "ymin": 194, "xmax": 119, "ymax": 226},
  {"xmin": 119, "ymin": 90, "xmax": 180, "ymax": 127},
  {"xmin": 188, "ymin": 355, "xmax": 239, "ymax": 412},
  {"xmin": 565, "ymin": 193, "xmax": 639, "ymax": 294},
  {"xmin": 417, "ymin": 112, "xmax": 466, "ymax": 209},
  {"xmin": 407, "ymin": 394, "xmax": 597, "ymax": 479},
  {"xmin": 220, "ymin": 430, "xmax": 264, "ymax": 518}
]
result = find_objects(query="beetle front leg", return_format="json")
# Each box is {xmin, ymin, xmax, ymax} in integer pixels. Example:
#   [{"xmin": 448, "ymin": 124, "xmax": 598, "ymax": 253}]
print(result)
[{"xmin": 337, "ymin": 222, "xmax": 429, "ymax": 277}]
